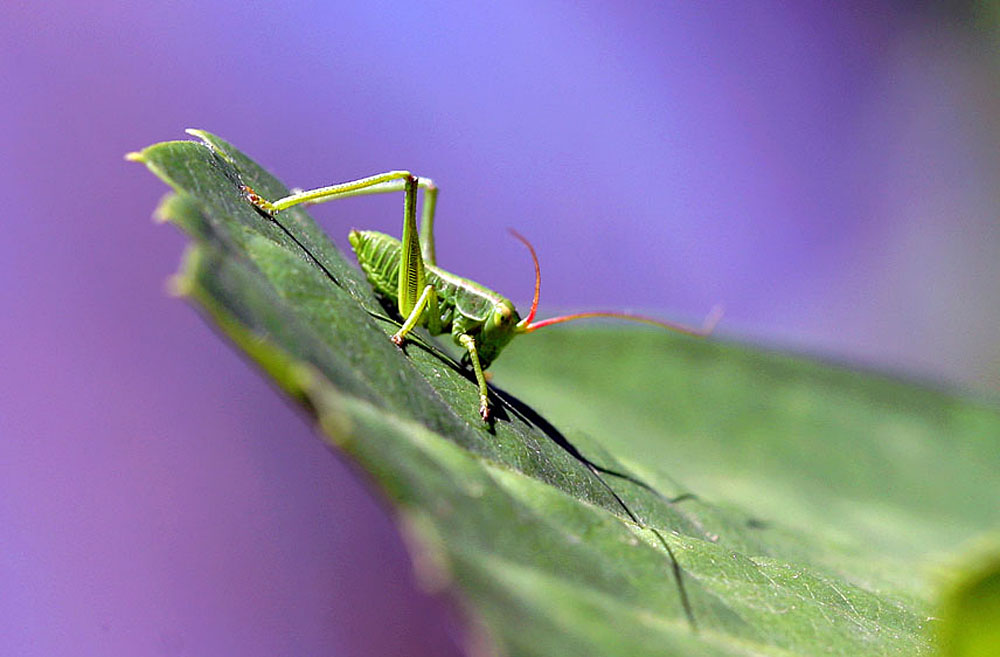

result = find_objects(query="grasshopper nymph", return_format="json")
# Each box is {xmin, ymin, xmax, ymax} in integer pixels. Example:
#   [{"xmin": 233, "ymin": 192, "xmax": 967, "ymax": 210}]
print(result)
[{"xmin": 244, "ymin": 171, "xmax": 720, "ymax": 421}]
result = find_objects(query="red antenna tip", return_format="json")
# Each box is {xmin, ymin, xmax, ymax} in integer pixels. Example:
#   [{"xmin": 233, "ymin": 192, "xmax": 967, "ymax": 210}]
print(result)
[
  {"xmin": 508, "ymin": 228, "xmax": 540, "ymax": 326},
  {"xmin": 523, "ymin": 305, "xmax": 723, "ymax": 336}
]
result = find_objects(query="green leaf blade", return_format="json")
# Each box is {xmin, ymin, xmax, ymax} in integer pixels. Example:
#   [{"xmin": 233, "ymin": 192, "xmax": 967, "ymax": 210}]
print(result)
[{"xmin": 132, "ymin": 130, "xmax": 1000, "ymax": 656}]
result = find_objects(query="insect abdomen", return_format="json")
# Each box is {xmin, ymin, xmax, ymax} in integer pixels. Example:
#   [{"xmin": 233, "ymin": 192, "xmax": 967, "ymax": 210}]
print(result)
[
  {"xmin": 348, "ymin": 229, "xmax": 497, "ymax": 332},
  {"xmin": 348, "ymin": 230, "xmax": 401, "ymax": 299}
]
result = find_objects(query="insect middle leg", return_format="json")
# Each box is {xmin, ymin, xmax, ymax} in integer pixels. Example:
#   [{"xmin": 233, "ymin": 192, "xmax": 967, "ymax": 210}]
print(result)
[{"xmin": 391, "ymin": 284, "xmax": 442, "ymax": 345}]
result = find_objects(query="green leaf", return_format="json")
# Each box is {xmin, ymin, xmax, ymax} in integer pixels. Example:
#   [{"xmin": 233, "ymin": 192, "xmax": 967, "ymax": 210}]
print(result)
[
  {"xmin": 936, "ymin": 542, "xmax": 1000, "ymax": 657},
  {"xmin": 129, "ymin": 131, "xmax": 1000, "ymax": 657}
]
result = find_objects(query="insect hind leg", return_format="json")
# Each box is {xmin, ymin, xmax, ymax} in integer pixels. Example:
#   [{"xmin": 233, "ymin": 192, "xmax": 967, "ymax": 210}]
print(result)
[{"xmin": 241, "ymin": 171, "xmax": 440, "ymax": 267}]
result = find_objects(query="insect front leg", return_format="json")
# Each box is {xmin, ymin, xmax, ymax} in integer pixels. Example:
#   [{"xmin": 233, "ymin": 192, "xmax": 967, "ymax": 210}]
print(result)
[{"xmin": 457, "ymin": 334, "xmax": 491, "ymax": 421}]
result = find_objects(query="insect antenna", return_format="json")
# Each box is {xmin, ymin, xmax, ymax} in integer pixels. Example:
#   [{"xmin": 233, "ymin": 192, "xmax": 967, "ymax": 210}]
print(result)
[
  {"xmin": 507, "ymin": 228, "xmax": 540, "ymax": 325},
  {"xmin": 523, "ymin": 306, "xmax": 723, "ymax": 336},
  {"xmin": 507, "ymin": 228, "xmax": 723, "ymax": 336}
]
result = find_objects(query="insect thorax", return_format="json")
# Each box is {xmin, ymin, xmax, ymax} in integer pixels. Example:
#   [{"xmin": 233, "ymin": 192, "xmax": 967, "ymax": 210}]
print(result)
[{"xmin": 348, "ymin": 229, "xmax": 521, "ymax": 364}]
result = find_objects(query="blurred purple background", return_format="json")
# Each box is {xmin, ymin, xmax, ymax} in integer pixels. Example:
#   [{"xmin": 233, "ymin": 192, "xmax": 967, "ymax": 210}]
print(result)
[{"xmin": 2, "ymin": 2, "xmax": 998, "ymax": 655}]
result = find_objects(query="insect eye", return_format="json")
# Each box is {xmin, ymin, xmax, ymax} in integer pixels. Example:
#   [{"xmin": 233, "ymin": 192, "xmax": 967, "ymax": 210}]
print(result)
[{"xmin": 494, "ymin": 305, "xmax": 512, "ymax": 326}]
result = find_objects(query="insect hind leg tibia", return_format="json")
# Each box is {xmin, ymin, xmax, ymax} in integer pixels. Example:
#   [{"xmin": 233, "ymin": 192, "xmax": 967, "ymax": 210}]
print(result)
[
  {"xmin": 248, "ymin": 171, "xmax": 437, "ymax": 213},
  {"xmin": 241, "ymin": 171, "xmax": 440, "ymax": 268},
  {"xmin": 241, "ymin": 170, "xmax": 440, "ymax": 266}
]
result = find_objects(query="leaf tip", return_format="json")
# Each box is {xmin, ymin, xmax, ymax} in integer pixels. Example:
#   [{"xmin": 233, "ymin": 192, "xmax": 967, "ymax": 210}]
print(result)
[
  {"xmin": 289, "ymin": 362, "xmax": 318, "ymax": 391},
  {"xmin": 124, "ymin": 151, "xmax": 145, "ymax": 163},
  {"xmin": 399, "ymin": 511, "xmax": 454, "ymax": 593},
  {"xmin": 152, "ymin": 193, "xmax": 181, "ymax": 225},
  {"xmin": 166, "ymin": 273, "xmax": 193, "ymax": 298}
]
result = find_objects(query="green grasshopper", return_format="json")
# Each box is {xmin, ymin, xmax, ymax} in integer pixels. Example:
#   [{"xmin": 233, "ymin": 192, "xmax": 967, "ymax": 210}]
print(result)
[{"xmin": 243, "ymin": 171, "xmax": 720, "ymax": 421}]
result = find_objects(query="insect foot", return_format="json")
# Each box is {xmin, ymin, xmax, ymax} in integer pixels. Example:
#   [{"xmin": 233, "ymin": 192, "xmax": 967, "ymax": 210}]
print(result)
[
  {"xmin": 390, "ymin": 332, "xmax": 405, "ymax": 346},
  {"xmin": 241, "ymin": 185, "xmax": 277, "ymax": 215},
  {"xmin": 479, "ymin": 398, "xmax": 491, "ymax": 422}
]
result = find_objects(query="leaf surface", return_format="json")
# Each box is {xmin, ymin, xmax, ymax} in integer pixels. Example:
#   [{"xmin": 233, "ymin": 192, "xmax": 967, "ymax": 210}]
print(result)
[{"xmin": 130, "ymin": 131, "xmax": 1000, "ymax": 657}]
